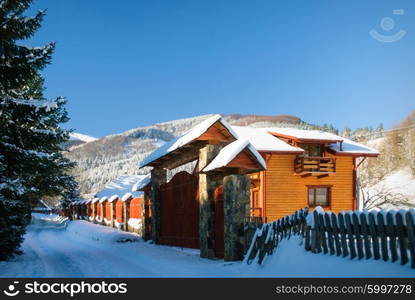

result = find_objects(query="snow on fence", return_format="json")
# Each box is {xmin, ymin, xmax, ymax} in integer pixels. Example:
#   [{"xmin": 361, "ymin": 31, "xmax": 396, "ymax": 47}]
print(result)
[
  {"xmin": 244, "ymin": 208, "xmax": 309, "ymax": 264},
  {"xmin": 305, "ymin": 209, "xmax": 415, "ymax": 269}
]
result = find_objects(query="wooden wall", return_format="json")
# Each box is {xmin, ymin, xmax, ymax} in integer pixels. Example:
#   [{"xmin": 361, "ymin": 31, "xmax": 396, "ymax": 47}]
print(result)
[
  {"xmin": 264, "ymin": 153, "xmax": 354, "ymax": 221},
  {"xmin": 115, "ymin": 200, "xmax": 123, "ymax": 223},
  {"xmin": 96, "ymin": 202, "xmax": 102, "ymax": 217},
  {"xmin": 105, "ymin": 202, "xmax": 111, "ymax": 220},
  {"xmin": 129, "ymin": 197, "xmax": 142, "ymax": 219}
]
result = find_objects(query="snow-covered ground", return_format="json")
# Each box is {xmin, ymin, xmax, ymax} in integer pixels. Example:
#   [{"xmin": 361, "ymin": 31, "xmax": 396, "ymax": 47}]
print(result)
[
  {"xmin": 368, "ymin": 166, "xmax": 415, "ymax": 208},
  {"xmin": 0, "ymin": 214, "xmax": 413, "ymax": 278}
]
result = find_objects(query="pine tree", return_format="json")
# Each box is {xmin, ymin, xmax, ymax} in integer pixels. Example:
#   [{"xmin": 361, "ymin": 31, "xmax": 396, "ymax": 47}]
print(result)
[{"xmin": 0, "ymin": 0, "xmax": 78, "ymax": 260}]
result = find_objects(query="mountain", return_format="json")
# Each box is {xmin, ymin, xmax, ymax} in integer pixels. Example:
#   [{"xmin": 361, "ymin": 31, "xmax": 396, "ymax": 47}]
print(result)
[
  {"xmin": 63, "ymin": 133, "xmax": 98, "ymax": 149},
  {"xmin": 65, "ymin": 114, "xmax": 304, "ymax": 197}
]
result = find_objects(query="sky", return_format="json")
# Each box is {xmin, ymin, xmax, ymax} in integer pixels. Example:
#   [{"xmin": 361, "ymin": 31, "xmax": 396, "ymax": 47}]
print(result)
[{"xmin": 27, "ymin": 0, "xmax": 415, "ymax": 138}]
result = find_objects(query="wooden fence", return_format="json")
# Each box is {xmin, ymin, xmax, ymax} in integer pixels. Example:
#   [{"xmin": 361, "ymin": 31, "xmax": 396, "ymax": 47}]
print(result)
[
  {"xmin": 305, "ymin": 209, "xmax": 415, "ymax": 268},
  {"xmin": 244, "ymin": 208, "xmax": 309, "ymax": 264}
]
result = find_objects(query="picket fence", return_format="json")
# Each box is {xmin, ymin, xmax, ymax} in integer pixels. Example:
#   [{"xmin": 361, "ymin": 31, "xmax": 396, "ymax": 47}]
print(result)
[
  {"xmin": 305, "ymin": 209, "xmax": 415, "ymax": 268},
  {"xmin": 244, "ymin": 208, "xmax": 309, "ymax": 264},
  {"xmin": 244, "ymin": 207, "xmax": 415, "ymax": 269}
]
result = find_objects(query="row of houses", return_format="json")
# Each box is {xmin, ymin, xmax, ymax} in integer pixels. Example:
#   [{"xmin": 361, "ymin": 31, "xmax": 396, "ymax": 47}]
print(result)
[
  {"xmin": 69, "ymin": 114, "xmax": 379, "ymax": 262},
  {"xmin": 68, "ymin": 175, "xmax": 149, "ymax": 234}
]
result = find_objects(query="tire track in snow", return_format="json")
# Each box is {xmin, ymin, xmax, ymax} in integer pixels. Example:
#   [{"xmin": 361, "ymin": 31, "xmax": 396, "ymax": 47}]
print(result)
[{"xmin": 24, "ymin": 227, "xmax": 84, "ymax": 277}]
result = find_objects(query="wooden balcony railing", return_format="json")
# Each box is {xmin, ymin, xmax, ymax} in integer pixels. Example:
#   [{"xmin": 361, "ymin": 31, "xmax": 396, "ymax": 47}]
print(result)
[{"xmin": 294, "ymin": 156, "xmax": 336, "ymax": 174}]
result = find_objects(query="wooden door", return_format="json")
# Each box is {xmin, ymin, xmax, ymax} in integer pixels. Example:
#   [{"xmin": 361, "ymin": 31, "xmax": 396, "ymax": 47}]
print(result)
[{"xmin": 159, "ymin": 171, "xmax": 199, "ymax": 249}]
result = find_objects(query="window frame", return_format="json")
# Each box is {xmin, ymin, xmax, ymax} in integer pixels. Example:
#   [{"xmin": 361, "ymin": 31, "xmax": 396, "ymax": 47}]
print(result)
[
  {"xmin": 298, "ymin": 143, "xmax": 324, "ymax": 157},
  {"xmin": 307, "ymin": 185, "xmax": 332, "ymax": 207}
]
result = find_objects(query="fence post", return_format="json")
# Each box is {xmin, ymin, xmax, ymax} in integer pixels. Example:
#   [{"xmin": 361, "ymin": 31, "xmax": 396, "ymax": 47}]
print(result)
[
  {"xmin": 338, "ymin": 213, "xmax": 349, "ymax": 258},
  {"xmin": 352, "ymin": 213, "xmax": 364, "ymax": 260},
  {"xmin": 405, "ymin": 212, "xmax": 415, "ymax": 269},
  {"xmin": 360, "ymin": 213, "xmax": 372, "ymax": 259},
  {"xmin": 331, "ymin": 213, "xmax": 341, "ymax": 256},
  {"xmin": 368, "ymin": 212, "xmax": 380, "ymax": 260},
  {"xmin": 324, "ymin": 213, "xmax": 334, "ymax": 255},
  {"xmin": 377, "ymin": 213, "xmax": 389, "ymax": 262},
  {"xmin": 396, "ymin": 212, "xmax": 408, "ymax": 266},
  {"xmin": 345, "ymin": 213, "xmax": 356, "ymax": 259}
]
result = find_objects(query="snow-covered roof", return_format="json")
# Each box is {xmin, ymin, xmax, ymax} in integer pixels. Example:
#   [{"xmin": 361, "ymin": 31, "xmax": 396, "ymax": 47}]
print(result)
[
  {"xmin": 95, "ymin": 175, "xmax": 144, "ymax": 199},
  {"xmin": 99, "ymin": 196, "xmax": 108, "ymax": 204},
  {"xmin": 266, "ymin": 128, "xmax": 344, "ymax": 142},
  {"xmin": 138, "ymin": 117, "xmax": 379, "ymax": 172},
  {"xmin": 329, "ymin": 138, "xmax": 380, "ymax": 156},
  {"xmin": 108, "ymin": 195, "xmax": 119, "ymax": 203},
  {"xmin": 203, "ymin": 139, "xmax": 266, "ymax": 172},
  {"xmin": 132, "ymin": 174, "xmax": 151, "ymax": 191},
  {"xmin": 265, "ymin": 128, "xmax": 378, "ymax": 156},
  {"xmin": 139, "ymin": 114, "xmax": 237, "ymax": 168},
  {"xmin": 232, "ymin": 126, "xmax": 303, "ymax": 153},
  {"xmin": 121, "ymin": 193, "xmax": 134, "ymax": 202}
]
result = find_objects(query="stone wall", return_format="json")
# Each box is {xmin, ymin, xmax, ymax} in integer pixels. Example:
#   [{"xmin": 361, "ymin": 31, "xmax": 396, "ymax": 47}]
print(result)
[
  {"xmin": 198, "ymin": 144, "xmax": 223, "ymax": 259},
  {"xmin": 223, "ymin": 174, "xmax": 250, "ymax": 261}
]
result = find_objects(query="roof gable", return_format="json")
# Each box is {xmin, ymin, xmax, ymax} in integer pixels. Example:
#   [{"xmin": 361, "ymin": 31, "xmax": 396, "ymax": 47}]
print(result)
[
  {"xmin": 139, "ymin": 114, "xmax": 238, "ymax": 168},
  {"xmin": 202, "ymin": 139, "xmax": 266, "ymax": 173}
]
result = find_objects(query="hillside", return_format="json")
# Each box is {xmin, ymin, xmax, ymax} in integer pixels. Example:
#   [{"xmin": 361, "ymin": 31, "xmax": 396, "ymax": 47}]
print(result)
[
  {"xmin": 63, "ymin": 133, "xmax": 98, "ymax": 149},
  {"xmin": 65, "ymin": 114, "xmax": 304, "ymax": 197},
  {"xmin": 359, "ymin": 111, "xmax": 415, "ymax": 209}
]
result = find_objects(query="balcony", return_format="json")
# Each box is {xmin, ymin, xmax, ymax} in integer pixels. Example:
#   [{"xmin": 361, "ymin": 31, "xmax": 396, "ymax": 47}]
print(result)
[{"xmin": 294, "ymin": 156, "xmax": 336, "ymax": 175}]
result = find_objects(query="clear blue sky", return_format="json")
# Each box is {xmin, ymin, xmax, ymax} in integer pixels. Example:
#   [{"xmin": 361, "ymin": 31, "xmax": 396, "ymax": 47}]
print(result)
[{"xmin": 28, "ymin": 0, "xmax": 414, "ymax": 137}]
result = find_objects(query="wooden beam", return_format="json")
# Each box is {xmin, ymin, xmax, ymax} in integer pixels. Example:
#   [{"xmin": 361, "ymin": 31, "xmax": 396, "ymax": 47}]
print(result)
[
  {"xmin": 301, "ymin": 173, "xmax": 312, "ymax": 178},
  {"xmin": 157, "ymin": 147, "xmax": 201, "ymax": 170},
  {"xmin": 317, "ymin": 174, "xmax": 329, "ymax": 179}
]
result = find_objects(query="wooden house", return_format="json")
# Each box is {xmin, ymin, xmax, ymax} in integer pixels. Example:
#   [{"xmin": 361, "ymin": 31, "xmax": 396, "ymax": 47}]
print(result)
[{"xmin": 139, "ymin": 114, "xmax": 379, "ymax": 261}]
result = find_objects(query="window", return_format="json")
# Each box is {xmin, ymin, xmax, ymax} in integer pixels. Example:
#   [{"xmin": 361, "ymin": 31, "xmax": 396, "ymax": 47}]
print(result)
[
  {"xmin": 308, "ymin": 186, "xmax": 331, "ymax": 207},
  {"xmin": 299, "ymin": 144, "xmax": 323, "ymax": 157}
]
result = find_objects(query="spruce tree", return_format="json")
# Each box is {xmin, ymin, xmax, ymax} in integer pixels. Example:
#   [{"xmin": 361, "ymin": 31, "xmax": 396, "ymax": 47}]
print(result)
[{"xmin": 0, "ymin": 0, "xmax": 78, "ymax": 260}]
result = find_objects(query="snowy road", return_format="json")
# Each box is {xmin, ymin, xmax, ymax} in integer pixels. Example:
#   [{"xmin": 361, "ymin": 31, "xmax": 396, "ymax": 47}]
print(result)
[{"xmin": 0, "ymin": 214, "xmax": 414, "ymax": 277}]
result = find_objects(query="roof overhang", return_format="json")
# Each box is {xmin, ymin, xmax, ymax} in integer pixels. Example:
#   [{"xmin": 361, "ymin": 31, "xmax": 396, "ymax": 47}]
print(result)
[{"xmin": 267, "ymin": 131, "xmax": 342, "ymax": 144}]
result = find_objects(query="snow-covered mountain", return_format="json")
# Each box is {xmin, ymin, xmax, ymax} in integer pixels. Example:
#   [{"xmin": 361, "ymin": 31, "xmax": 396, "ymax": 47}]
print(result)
[
  {"xmin": 64, "ymin": 133, "xmax": 98, "ymax": 149},
  {"xmin": 66, "ymin": 114, "xmax": 303, "ymax": 196},
  {"xmin": 70, "ymin": 133, "xmax": 98, "ymax": 143}
]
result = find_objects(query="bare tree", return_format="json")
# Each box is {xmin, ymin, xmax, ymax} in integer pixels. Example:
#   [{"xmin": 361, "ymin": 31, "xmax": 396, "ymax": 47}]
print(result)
[{"xmin": 360, "ymin": 185, "xmax": 412, "ymax": 210}]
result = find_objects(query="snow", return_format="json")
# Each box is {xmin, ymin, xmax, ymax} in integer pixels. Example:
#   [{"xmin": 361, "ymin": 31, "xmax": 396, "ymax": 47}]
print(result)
[
  {"xmin": 305, "ymin": 206, "xmax": 325, "ymax": 227},
  {"xmin": 265, "ymin": 128, "xmax": 379, "ymax": 156},
  {"xmin": 369, "ymin": 167, "xmax": 415, "ymax": 207},
  {"xmin": 122, "ymin": 193, "xmax": 133, "ymax": 202},
  {"xmin": 329, "ymin": 137, "xmax": 379, "ymax": 156},
  {"xmin": 39, "ymin": 200, "xmax": 51, "ymax": 210},
  {"xmin": 132, "ymin": 174, "xmax": 151, "ymax": 192},
  {"xmin": 98, "ymin": 196, "xmax": 108, "ymax": 204},
  {"xmin": 127, "ymin": 218, "xmax": 142, "ymax": 231},
  {"xmin": 139, "ymin": 114, "xmax": 238, "ymax": 168},
  {"xmin": 266, "ymin": 127, "xmax": 344, "ymax": 142},
  {"xmin": 91, "ymin": 197, "xmax": 100, "ymax": 204},
  {"xmin": 203, "ymin": 139, "xmax": 266, "ymax": 172},
  {"xmin": 0, "ymin": 214, "xmax": 413, "ymax": 278},
  {"xmin": 95, "ymin": 175, "xmax": 144, "ymax": 200},
  {"xmin": 108, "ymin": 195, "xmax": 119, "ymax": 203},
  {"xmin": 69, "ymin": 133, "xmax": 97, "ymax": 143},
  {"xmin": 232, "ymin": 126, "xmax": 303, "ymax": 153}
]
